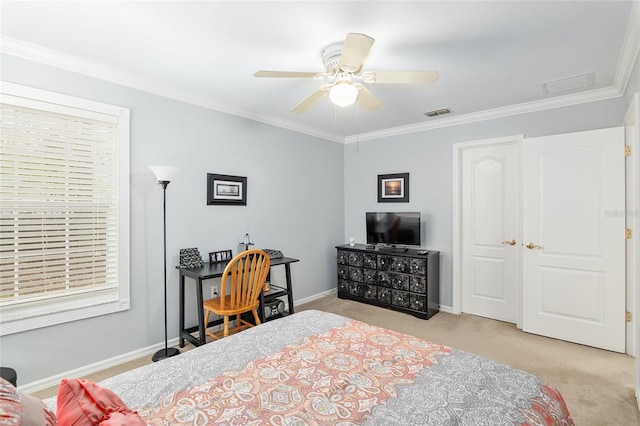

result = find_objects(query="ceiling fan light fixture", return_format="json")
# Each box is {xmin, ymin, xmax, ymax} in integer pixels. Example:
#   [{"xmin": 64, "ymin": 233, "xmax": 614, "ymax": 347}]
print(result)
[
  {"xmin": 254, "ymin": 33, "xmax": 438, "ymax": 113},
  {"xmin": 329, "ymin": 82, "xmax": 358, "ymax": 107}
]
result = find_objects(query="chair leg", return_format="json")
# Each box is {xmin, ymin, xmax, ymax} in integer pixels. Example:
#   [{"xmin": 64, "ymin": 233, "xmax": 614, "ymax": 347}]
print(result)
[
  {"xmin": 252, "ymin": 309, "xmax": 261, "ymax": 326},
  {"xmin": 204, "ymin": 310, "xmax": 210, "ymax": 332},
  {"xmin": 223, "ymin": 315, "xmax": 229, "ymax": 337}
]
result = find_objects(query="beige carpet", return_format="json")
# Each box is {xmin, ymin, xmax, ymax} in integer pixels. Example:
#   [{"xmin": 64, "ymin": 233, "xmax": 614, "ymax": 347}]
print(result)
[{"xmin": 34, "ymin": 295, "xmax": 639, "ymax": 425}]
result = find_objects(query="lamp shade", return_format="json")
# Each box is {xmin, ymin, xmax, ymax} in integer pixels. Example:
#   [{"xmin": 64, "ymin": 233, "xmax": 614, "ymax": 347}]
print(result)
[
  {"xmin": 329, "ymin": 82, "xmax": 358, "ymax": 107},
  {"xmin": 149, "ymin": 166, "xmax": 179, "ymax": 182},
  {"xmin": 239, "ymin": 233, "xmax": 255, "ymax": 246}
]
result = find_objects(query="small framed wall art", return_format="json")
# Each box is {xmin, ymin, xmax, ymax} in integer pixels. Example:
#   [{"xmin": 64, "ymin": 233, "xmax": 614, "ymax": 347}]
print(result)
[
  {"xmin": 207, "ymin": 173, "xmax": 247, "ymax": 205},
  {"xmin": 209, "ymin": 249, "xmax": 233, "ymax": 264},
  {"xmin": 378, "ymin": 172, "xmax": 409, "ymax": 203}
]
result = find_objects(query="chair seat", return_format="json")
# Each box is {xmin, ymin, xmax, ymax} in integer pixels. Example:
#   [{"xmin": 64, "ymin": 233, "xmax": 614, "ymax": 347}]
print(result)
[
  {"xmin": 203, "ymin": 297, "xmax": 259, "ymax": 316},
  {"xmin": 204, "ymin": 296, "xmax": 260, "ymax": 340}
]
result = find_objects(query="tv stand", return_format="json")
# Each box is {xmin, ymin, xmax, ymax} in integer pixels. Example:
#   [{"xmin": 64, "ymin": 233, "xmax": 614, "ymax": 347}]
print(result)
[{"xmin": 336, "ymin": 244, "xmax": 439, "ymax": 319}]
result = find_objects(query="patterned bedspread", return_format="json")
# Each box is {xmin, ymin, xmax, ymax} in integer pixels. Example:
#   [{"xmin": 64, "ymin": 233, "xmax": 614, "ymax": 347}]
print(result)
[{"xmin": 53, "ymin": 310, "xmax": 574, "ymax": 425}]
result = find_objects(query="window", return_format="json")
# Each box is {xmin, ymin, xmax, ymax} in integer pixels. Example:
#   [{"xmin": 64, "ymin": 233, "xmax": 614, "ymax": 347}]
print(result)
[{"xmin": 0, "ymin": 82, "xmax": 130, "ymax": 335}]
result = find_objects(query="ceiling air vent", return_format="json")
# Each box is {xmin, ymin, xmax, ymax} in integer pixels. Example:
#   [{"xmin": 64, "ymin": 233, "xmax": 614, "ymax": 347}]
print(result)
[
  {"xmin": 542, "ymin": 72, "xmax": 594, "ymax": 95},
  {"xmin": 425, "ymin": 108, "xmax": 450, "ymax": 117}
]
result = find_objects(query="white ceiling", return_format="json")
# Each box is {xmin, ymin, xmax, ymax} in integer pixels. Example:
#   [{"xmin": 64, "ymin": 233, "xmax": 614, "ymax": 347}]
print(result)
[{"xmin": 1, "ymin": 1, "xmax": 638, "ymax": 143}]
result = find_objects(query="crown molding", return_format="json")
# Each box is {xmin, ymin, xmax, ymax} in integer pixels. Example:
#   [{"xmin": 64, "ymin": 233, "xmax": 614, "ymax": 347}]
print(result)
[
  {"xmin": 343, "ymin": 86, "xmax": 622, "ymax": 144},
  {"xmin": 615, "ymin": 0, "xmax": 640, "ymax": 93},
  {"xmin": 0, "ymin": 37, "xmax": 343, "ymax": 144}
]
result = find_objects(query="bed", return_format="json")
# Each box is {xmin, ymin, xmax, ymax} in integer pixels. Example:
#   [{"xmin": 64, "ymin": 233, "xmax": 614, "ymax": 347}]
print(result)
[{"xmin": 42, "ymin": 310, "xmax": 574, "ymax": 425}]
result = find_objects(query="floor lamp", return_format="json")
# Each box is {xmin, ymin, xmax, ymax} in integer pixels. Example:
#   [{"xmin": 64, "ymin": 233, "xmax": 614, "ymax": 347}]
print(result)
[{"xmin": 149, "ymin": 166, "xmax": 181, "ymax": 362}]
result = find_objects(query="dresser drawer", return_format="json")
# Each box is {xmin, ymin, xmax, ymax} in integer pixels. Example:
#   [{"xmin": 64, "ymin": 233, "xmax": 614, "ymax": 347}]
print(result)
[
  {"xmin": 348, "ymin": 282, "xmax": 363, "ymax": 298},
  {"xmin": 337, "ymin": 264, "xmax": 349, "ymax": 280},
  {"xmin": 392, "ymin": 290, "xmax": 411, "ymax": 308},
  {"xmin": 363, "ymin": 269, "xmax": 377, "ymax": 284},
  {"xmin": 348, "ymin": 266, "xmax": 363, "ymax": 282},
  {"xmin": 377, "ymin": 287, "xmax": 391, "ymax": 304},
  {"xmin": 363, "ymin": 284, "xmax": 377, "ymax": 300},
  {"xmin": 410, "ymin": 294, "xmax": 426, "ymax": 312},
  {"xmin": 363, "ymin": 253, "xmax": 377, "ymax": 269},
  {"xmin": 409, "ymin": 276, "xmax": 426, "ymax": 294},
  {"xmin": 348, "ymin": 251, "xmax": 363, "ymax": 267},
  {"xmin": 390, "ymin": 273, "xmax": 409, "ymax": 291}
]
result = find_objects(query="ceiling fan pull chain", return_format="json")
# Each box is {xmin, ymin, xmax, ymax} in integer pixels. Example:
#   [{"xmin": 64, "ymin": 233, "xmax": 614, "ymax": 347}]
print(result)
[{"xmin": 356, "ymin": 101, "xmax": 360, "ymax": 153}]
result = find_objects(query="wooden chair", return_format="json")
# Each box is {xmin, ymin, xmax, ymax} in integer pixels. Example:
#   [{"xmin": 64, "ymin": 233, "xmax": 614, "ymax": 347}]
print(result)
[{"xmin": 203, "ymin": 249, "xmax": 270, "ymax": 340}]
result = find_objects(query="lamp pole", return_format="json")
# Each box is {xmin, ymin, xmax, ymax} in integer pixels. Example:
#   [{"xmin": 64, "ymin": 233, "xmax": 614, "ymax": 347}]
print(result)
[{"xmin": 152, "ymin": 178, "xmax": 180, "ymax": 362}]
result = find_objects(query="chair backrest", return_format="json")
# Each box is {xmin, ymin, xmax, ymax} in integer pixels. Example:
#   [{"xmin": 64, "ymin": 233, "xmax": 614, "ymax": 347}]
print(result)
[{"xmin": 218, "ymin": 249, "xmax": 271, "ymax": 310}]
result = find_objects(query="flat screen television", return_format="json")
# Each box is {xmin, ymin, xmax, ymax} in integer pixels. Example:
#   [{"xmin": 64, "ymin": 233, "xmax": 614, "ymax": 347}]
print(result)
[{"xmin": 366, "ymin": 212, "xmax": 421, "ymax": 246}]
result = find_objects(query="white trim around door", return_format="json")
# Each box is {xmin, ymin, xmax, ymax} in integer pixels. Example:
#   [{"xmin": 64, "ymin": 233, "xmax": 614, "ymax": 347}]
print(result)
[
  {"xmin": 452, "ymin": 135, "xmax": 524, "ymax": 327},
  {"xmin": 623, "ymin": 92, "xmax": 639, "ymax": 408}
]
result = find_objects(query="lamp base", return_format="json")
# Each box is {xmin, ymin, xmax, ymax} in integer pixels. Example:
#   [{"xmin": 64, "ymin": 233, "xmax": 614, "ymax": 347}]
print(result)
[{"xmin": 151, "ymin": 347, "xmax": 180, "ymax": 362}]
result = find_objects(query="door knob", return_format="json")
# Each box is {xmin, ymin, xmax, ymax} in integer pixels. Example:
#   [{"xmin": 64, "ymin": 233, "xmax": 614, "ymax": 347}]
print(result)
[
  {"xmin": 501, "ymin": 239, "xmax": 516, "ymax": 246},
  {"xmin": 526, "ymin": 242, "xmax": 541, "ymax": 250}
]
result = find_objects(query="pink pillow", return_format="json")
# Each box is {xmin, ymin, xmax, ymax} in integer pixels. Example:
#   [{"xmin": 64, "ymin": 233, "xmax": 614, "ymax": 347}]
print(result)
[
  {"xmin": 0, "ymin": 377, "xmax": 56, "ymax": 426},
  {"xmin": 56, "ymin": 378, "xmax": 145, "ymax": 426}
]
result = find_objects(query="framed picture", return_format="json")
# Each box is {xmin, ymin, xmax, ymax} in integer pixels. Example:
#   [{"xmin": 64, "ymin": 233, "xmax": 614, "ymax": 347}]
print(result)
[
  {"xmin": 378, "ymin": 172, "xmax": 410, "ymax": 203},
  {"xmin": 209, "ymin": 249, "xmax": 233, "ymax": 264},
  {"xmin": 207, "ymin": 173, "xmax": 247, "ymax": 205}
]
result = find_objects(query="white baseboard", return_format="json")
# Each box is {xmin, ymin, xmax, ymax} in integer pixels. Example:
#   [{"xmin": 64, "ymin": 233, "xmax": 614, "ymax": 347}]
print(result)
[
  {"xmin": 295, "ymin": 288, "xmax": 337, "ymax": 306},
  {"xmin": 438, "ymin": 304, "xmax": 455, "ymax": 314},
  {"xmin": 19, "ymin": 338, "xmax": 180, "ymax": 394}
]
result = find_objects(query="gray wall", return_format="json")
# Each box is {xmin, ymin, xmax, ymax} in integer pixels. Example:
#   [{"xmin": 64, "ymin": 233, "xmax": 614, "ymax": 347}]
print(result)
[
  {"xmin": 0, "ymin": 54, "xmax": 345, "ymax": 385},
  {"xmin": 343, "ymin": 96, "xmax": 632, "ymax": 308}
]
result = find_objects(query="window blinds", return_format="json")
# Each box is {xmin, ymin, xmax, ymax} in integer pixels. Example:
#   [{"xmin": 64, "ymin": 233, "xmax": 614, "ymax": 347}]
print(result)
[{"xmin": 0, "ymin": 100, "xmax": 120, "ymax": 312}]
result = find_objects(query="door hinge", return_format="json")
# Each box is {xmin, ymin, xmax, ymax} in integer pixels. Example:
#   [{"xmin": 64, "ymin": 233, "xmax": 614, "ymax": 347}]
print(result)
[
  {"xmin": 626, "ymin": 228, "xmax": 632, "ymax": 239},
  {"xmin": 626, "ymin": 311, "xmax": 632, "ymax": 322},
  {"xmin": 625, "ymin": 145, "xmax": 631, "ymax": 157}
]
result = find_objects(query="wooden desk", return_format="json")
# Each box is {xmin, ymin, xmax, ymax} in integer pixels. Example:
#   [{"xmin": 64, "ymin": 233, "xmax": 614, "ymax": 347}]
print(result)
[{"xmin": 178, "ymin": 256, "xmax": 299, "ymax": 347}]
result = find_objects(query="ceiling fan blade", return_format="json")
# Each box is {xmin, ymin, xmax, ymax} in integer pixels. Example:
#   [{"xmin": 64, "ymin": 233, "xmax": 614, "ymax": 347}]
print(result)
[
  {"xmin": 254, "ymin": 70, "xmax": 320, "ymax": 78},
  {"xmin": 291, "ymin": 87, "xmax": 328, "ymax": 113},
  {"xmin": 339, "ymin": 33, "xmax": 375, "ymax": 73},
  {"xmin": 363, "ymin": 70, "xmax": 440, "ymax": 84},
  {"xmin": 356, "ymin": 84, "xmax": 383, "ymax": 111}
]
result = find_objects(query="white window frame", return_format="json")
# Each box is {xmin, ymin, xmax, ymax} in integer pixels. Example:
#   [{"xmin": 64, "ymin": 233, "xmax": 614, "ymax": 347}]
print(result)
[{"xmin": 0, "ymin": 82, "xmax": 130, "ymax": 335}]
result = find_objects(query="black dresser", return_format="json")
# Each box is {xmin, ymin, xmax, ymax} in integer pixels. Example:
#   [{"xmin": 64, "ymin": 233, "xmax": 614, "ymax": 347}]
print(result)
[{"xmin": 336, "ymin": 244, "xmax": 439, "ymax": 319}]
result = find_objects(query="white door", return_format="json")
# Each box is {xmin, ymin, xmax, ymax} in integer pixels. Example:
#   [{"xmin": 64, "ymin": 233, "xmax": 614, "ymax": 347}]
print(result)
[
  {"xmin": 461, "ymin": 142, "xmax": 520, "ymax": 323},
  {"xmin": 522, "ymin": 127, "xmax": 625, "ymax": 353}
]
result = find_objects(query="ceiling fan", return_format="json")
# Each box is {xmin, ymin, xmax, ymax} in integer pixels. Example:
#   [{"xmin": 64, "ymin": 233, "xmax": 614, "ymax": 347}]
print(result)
[{"xmin": 254, "ymin": 33, "xmax": 439, "ymax": 113}]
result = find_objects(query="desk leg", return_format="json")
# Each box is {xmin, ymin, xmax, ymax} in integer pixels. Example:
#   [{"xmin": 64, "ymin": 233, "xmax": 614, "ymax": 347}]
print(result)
[
  {"xmin": 284, "ymin": 264, "xmax": 294, "ymax": 314},
  {"xmin": 196, "ymin": 277, "xmax": 206, "ymax": 345},
  {"xmin": 179, "ymin": 274, "xmax": 185, "ymax": 348},
  {"xmin": 260, "ymin": 269, "xmax": 272, "ymax": 322}
]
